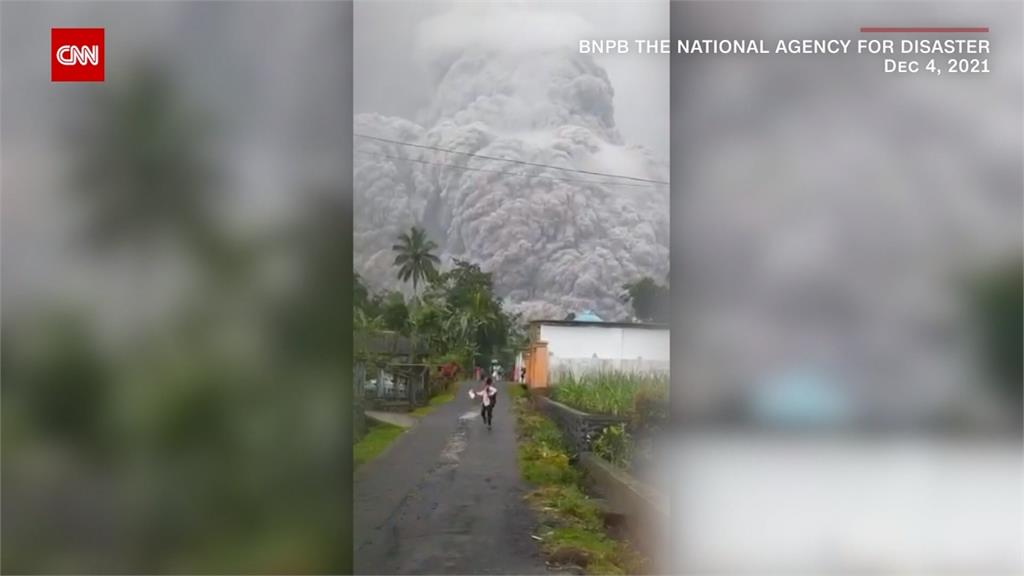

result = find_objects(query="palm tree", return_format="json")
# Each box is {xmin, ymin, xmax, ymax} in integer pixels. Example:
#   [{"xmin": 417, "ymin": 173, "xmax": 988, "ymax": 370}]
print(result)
[{"xmin": 392, "ymin": 226, "xmax": 440, "ymax": 293}]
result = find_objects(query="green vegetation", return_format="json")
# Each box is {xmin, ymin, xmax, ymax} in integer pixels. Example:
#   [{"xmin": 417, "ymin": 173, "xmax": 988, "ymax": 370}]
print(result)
[
  {"xmin": 72, "ymin": 65, "xmax": 220, "ymax": 260},
  {"xmin": 356, "ymin": 248, "xmax": 525, "ymax": 372},
  {"xmin": 518, "ymin": 411, "xmax": 578, "ymax": 485},
  {"xmin": 551, "ymin": 372, "xmax": 668, "ymax": 417},
  {"xmin": 392, "ymin": 226, "xmax": 440, "ymax": 294},
  {"xmin": 5, "ymin": 65, "xmax": 352, "ymax": 572},
  {"xmin": 551, "ymin": 372, "xmax": 668, "ymax": 471},
  {"xmin": 410, "ymin": 391, "xmax": 456, "ymax": 417},
  {"xmin": 966, "ymin": 258, "xmax": 1023, "ymax": 410},
  {"xmin": 354, "ymin": 422, "xmax": 405, "ymax": 469},
  {"xmin": 591, "ymin": 424, "xmax": 632, "ymax": 469},
  {"xmin": 511, "ymin": 384, "xmax": 644, "ymax": 575},
  {"xmin": 622, "ymin": 275, "xmax": 670, "ymax": 323}
]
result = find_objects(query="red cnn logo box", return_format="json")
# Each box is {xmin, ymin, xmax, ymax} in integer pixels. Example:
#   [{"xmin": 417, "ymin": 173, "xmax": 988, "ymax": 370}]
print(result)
[{"xmin": 52, "ymin": 28, "xmax": 104, "ymax": 82}]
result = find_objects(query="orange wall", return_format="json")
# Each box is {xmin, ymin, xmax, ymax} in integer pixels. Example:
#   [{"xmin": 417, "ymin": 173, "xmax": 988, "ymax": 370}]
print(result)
[{"xmin": 525, "ymin": 341, "xmax": 549, "ymax": 389}]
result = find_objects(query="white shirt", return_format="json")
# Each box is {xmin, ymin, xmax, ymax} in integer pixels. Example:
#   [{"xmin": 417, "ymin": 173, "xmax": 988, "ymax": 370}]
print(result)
[{"xmin": 470, "ymin": 386, "xmax": 498, "ymax": 406}]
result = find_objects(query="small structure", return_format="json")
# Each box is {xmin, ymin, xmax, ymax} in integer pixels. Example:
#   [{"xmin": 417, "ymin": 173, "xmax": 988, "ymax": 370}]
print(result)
[
  {"xmin": 355, "ymin": 330, "xmax": 430, "ymax": 414},
  {"xmin": 523, "ymin": 315, "xmax": 669, "ymax": 389}
]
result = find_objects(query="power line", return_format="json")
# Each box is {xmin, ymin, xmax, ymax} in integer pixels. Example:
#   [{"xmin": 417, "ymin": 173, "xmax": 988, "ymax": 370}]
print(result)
[
  {"xmin": 356, "ymin": 150, "xmax": 664, "ymax": 189},
  {"xmin": 354, "ymin": 133, "xmax": 669, "ymax": 186}
]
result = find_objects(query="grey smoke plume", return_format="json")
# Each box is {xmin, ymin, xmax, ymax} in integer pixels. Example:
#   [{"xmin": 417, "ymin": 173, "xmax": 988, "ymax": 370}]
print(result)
[{"xmin": 354, "ymin": 8, "xmax": 669, "ymax": 321}]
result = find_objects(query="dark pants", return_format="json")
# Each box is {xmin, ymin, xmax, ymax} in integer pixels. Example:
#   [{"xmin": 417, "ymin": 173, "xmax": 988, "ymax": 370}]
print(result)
[{"xmin": 481, "ymin": 403, "xmax": 494, "ymax": 425}]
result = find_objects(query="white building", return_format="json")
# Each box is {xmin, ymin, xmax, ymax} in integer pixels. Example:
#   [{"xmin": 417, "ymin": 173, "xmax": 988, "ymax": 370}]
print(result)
[{"xmin": 522, "ymin": 317, "xmax": 670, "ymax": 387}]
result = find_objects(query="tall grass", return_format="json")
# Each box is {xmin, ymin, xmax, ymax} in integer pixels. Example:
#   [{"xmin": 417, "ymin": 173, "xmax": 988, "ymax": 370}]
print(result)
[
  {"xmin": 550, "ymin": 371, "xmax": 668, "ymax": 416},
  {"xmin": 512, "ymin": 378, "xmax": 644, "ymax": 574}
]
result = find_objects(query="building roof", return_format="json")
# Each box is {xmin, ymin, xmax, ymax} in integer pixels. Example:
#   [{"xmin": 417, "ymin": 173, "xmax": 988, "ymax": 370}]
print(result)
[
  {"xmin": 357, "ymin": 330, "xmax": 428, "ymax": 356},
  {"xmin": 574, "ymin": 310, "xmax": 603, "ymax": 322},
  {"xmin": 529, "ymin": 319, "xmax": 669, "ymax": 330}
]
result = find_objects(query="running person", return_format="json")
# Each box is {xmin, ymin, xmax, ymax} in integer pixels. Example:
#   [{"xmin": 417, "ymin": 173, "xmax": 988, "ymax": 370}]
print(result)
[{"xmin": 470, "ymin": 377, "xmax": 499, "ymax": 428}]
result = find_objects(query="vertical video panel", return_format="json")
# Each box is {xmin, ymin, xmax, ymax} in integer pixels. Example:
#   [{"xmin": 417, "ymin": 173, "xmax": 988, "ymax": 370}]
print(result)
[
  {"xmin": 352, "ymin": 2, "xmax": 670, "ymax": 574},
  {"xmin": 1, "ymin": 2, "xmax": 353, "ymax": 573},
  {"xmin": 669, "ymin": 1, "xmax": 1022, "ymax": 573}
]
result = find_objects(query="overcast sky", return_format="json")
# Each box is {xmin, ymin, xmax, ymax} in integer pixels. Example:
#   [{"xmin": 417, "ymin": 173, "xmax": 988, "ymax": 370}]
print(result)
[{"xmin": 354, "ymin": 1, "xmax": 669, "ymax": 157}]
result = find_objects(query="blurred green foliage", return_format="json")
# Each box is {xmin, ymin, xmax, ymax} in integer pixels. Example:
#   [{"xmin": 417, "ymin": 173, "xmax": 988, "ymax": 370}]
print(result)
[
  {"xmin": 2, "ymin": 61, "xmax": 350, "ymax": 573},
  {"xmin": 72, "ymin": 65, "xmax": 223, "ymax": 265},
  {"xmin": 3, "ymin": 313, "xmax": 112, "ymax": 455},
  {"xmin": 967, "ymin": 258, "xmax": 1023, "ymax": 412}
]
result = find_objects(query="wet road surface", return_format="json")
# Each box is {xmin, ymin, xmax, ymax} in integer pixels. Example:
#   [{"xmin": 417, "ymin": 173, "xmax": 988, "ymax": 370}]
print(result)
[{"xmin": 354, "ymin": 380, "xmax": 548, "ymax": 575}]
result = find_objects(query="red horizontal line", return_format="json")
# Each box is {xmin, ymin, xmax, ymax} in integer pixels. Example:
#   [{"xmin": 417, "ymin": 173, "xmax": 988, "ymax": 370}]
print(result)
[{"xmin": 860, "ymin": 27, "xmax": 988, "ymax": 33}]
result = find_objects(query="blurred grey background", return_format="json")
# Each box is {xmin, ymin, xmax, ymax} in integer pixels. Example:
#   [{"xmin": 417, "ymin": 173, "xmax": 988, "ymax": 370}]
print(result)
[
  {"xmin": 667, "ymin": 1, "xmax": 1021, "ymax": 573},
  {"xmin": 672, "ymin": 0, "xmax": 1022, "ymax": 432}
]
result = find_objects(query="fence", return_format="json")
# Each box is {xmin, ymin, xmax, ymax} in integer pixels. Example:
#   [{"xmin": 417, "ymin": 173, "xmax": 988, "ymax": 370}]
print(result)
[
  {"xmin": 355, "ymin": 330, "xmax": 430, "ymax": 413},
  {"xmin": 361, "ymin": 363, "xmax": 429, "ymax": 410},
  {"xmin": 354, "ymin": 363, "xmax": 367, "ymax": 441},
  {"xmin": 549, "ymin": 357, "xmax": 669, "ymax": 383}
]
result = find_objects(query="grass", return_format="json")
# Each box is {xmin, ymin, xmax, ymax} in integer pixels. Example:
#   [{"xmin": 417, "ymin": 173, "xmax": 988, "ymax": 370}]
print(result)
[
  {"xmin": 409, "ymin": 391, "xmax": 456, "ymax": 417},
  {"xmin": 550, "ymin": 371, "xmax": 668, "ymax": 417},
  {"xmin": 508, "ymin": 382, "xmax": 527, "ymax": 400},
  {"xmin": 541, "ymin": 526, "xmax": 633, "ymax": 575},
  {"xmin": 353, "ymin": 421, "xmax": 405, "ymax": 469},
  {"xmin": 510, "ymin": 383, "xmax": 644, "ymax": 575},
  {"xmin": 355, "ymin": 386, "xmax": 456, "ymax": 468}
]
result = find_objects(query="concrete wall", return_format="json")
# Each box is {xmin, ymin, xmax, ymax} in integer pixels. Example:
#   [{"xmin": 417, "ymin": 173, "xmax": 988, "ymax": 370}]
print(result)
[
  {"xmin": 538, "ymin": 324, "xmax": 669, "ymax": 382},
  {"xmin": 535, "ymin": 394, "xmax": 629, "ymax": 454},
  {"xmin": 580, "ymin": 453, "xmax": 669, "ymax": 570}
]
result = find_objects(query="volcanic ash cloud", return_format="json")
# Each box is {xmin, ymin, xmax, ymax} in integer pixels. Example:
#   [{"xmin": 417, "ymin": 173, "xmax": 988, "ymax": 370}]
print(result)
[{"xmin": 355, "ymin": 10, "xmax": 669, "ymax": 321}]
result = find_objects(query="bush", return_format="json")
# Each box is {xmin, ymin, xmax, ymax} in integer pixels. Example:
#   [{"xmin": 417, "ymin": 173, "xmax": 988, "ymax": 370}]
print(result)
[
  {"xmin": 520, "ymin": 444, "xmax": 578, "ymax": 485},
  {"xmin": 592, "ymin": 424, "xmax": 632, "ymax": 469},
  {"xmin": 427, "ymin": 360, "xmax": 462, "ymax": 395},
  {"xmin": 632, "ymin": 384, "xmax": 668, "ymax": 436},
  {"xmin": 519, "ymin": 412, "xmax": 566, "ymax": 448},
  {"xmin": 527, "ymin": 485, "xmax": 602, "ymax": 531}
]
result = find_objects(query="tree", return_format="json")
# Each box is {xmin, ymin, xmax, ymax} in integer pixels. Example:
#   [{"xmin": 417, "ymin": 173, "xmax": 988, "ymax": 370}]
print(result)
[
  {"xmin": 622, "ymin": 277, "xmax": 671, "ymax": 323},
  {"xmin": 408, "ymin": 296, "xmax": 449, "ymax": 353},
  {"xmin": 376, "ymin": 291, "xmax": 410, "ymax": 334},
  {"xmin": 430, "ymin": 261, "xmax": 509, "ymax": 366},
  {"xmin": 359, "ymin": 256, "xmax": 517, "ymax": 371},
  {"xmin": 392, "ymin": 226, "xmax": 440, "ymax": 293},
  {"xmin": 432, "ymin": 260, "xmax": 491, "ymax": 308}
]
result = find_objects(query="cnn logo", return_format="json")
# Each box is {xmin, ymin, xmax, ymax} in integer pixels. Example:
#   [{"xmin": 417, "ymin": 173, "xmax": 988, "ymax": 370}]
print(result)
[{"xmin": 52, "ymin": 28, "xmax": 104, "ymax": 82}]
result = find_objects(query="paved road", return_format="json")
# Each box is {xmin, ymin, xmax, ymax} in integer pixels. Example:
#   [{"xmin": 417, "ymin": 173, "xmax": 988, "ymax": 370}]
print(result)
[
  {"xmin": 365, "ymin": 410, "xmax": 418, "ymax": 428},
  {"xmin": 354, "ymin": 380, "xmax": 548, "ymax": 575}
]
